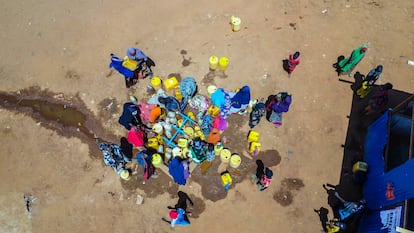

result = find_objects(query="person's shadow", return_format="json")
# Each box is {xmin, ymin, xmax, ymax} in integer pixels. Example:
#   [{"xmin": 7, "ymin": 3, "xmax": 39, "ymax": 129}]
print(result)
[
  {"xmin": 351, "ymin": 71, "xmax": 365, "ymax": 92},
  {"xmin": 314, "ymin": 207, "xmax": 329, "ymax": 232},
  {"xmin": 332, "ymin": 55, "xmax": 345, "ymax": 76},
  {"xmin": 323, "ymin": 183, "xmax": 344, "ymax": 219},
  {"xmin": 282, "ymin": 59, "xmax": 289, "ymax": 74}
]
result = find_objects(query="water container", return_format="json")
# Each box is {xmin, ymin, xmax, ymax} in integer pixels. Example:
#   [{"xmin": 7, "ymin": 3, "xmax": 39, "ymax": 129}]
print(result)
[
  {"xmin": 209, "ymin": 56, "xmax": 219, "ymax": 70},
  {"xmin": 147, "ymin": 137, "xmax": 160, "ymax": 150},
  {"xmin": 122, "ymin": 56, "xmax": 138, "ymax": 71},
  {"xmin": 152, "ymin": 153, "xmax": 163, "ymax": 168},
  {"xmin": 214, "ymin": 142, "xmax": 224, "ymax": 156},
  {"xmin": 248, "ymin": 130, "xmax": 260, "ymax": 143},
  {"xmin": 249, "ymin": 142, "xmax": 261, "ymax": 156},
  {"xmin": 150, "ymin": 76, "xmax": 162, "ymax": 90},
  {"xmin": 175, "ymin": 87, "xmax": 183, "ymax": 100},
  {"xmin": 178, "ymin": 138, "xmax": 189, "ymax": 149},
  {"xmin": 120, "ymin": 170, "xmax": 131, "ymax": 181},
  {"xmin": 207, "ymin": 85, "xmax": 218, "ymax": 97},
  {"xmin": 219, "ymin": 57, "xmax": 229, "ymax": 71},
  {"xmin": 220, "ymin": 149, "xmax": 231, "ymax": 163},
  {"xmin": 230, "ymin": 154, "xmax": 241, "ymax": 168},
  {"xmin": 172, "ymin": 147, "xmax": 182, "ymax": 157},
  {"xmin": 164, "ymin": 77, "xmax": 179, "ymax": 90},
  {"xmin": 183, "ymin": 127, "xmax": 194, "ymax": 139},
  {"xmin": 231, "ymin": 17, "xmax": 241, "ymax": 32},
  {"xmin": 152, "ymin": 123, "xmax": 163, "ymax": 135},
  {"xmin": 352, "ymin": 161, "xmax": 368, "ymax": 173}
]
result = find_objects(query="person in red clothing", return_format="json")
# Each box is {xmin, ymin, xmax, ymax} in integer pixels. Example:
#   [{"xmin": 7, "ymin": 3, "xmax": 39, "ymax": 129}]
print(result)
[
  {"xmin": 363, "ymin": 83, "xmax": 393, "ymax": 115},
  {"xmin": 287, "ymin": 51, "xmax": 300, "ymax": 77}
]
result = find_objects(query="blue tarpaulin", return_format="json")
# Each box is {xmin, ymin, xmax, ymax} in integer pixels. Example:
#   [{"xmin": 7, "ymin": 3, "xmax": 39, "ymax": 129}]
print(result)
[{"xmin": 359, "ymin": 110, "xmax": 414, "ymax": 232}]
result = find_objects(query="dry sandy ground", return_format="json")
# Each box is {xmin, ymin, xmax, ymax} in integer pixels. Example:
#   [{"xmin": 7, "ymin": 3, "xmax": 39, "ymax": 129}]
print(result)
[{"xmin": 1, "ymin": 0, "xmax": 414, "ymax": 232}]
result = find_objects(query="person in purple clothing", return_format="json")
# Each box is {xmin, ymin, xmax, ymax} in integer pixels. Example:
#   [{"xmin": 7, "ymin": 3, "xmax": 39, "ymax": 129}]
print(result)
[
  {"xmin": 265, "ymin": 92, "xmax": 292, "ymax": 127},
  {"xmin": 126, "ymin": 47, "xmax": 148, "ymax": 62}
]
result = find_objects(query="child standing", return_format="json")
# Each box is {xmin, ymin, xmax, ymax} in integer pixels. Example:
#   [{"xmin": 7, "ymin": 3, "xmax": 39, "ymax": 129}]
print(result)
[{"xmin": 287, "ymin": 51, "xmax": 300, "ymax": 77}]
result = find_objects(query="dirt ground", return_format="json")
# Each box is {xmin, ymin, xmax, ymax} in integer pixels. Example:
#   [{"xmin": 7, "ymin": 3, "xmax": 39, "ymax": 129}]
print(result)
[{"xmin": 1, "ymin": 0, "xmax": 414, "ymax": 232}]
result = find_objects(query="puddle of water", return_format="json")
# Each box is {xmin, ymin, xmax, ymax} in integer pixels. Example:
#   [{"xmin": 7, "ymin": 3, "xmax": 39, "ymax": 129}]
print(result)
[{"xmin": 0, "ymin": 87, "xmax": 117, "ymax": 158}]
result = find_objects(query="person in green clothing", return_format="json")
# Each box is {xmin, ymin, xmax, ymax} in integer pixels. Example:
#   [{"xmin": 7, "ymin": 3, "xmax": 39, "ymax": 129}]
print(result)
[{"xmin": 333, "ymin": 45, "xmax": 368, "ymax": 76}]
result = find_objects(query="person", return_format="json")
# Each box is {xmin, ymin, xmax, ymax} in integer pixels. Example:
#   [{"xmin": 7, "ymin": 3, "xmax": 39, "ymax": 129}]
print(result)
[
  {"xmin": 334, "ymin": 45, "xmax": 368, "ymax": 76},
  {"xmin": 364, "ymin": 65, "xmax": 383, "ymax": 86},
  {"xmin": 161, "ymin": 208, "xmax": 190, "ymax": 227},
  {"xmin": 126, "ymin": 47, "xmax": 148, "ymax": 62},
  {"xmin": 126, "ymin": 47, "xmax": 156, "ymax": 73},
  {"xmin": 287, "ymin": 51, "xmax": 300, "ymax": 76},
  {"xmin": 253, "ymin": 160, "xmax": 273, "ymax": 191},
  {"xmin": 363, "ymin": 83, "xmax": 393, "ymax": 115},
  {"xmin": 136, "ymin": 149, "xmax": 155, "ymax": 182},
  {"xmin": 265, "ymin": 92, "xmax": 292, "ymax": 128},
  {"xmin": 109, "ymin": 54, "xmax": 138, "ymax": 88},
  {"xmin": 162, "ymin": 191, "xmax": 193, "ymax": 227},
  {"xmin": 259, "ymin": 168, "xmax": 273, "ymax": 191}
]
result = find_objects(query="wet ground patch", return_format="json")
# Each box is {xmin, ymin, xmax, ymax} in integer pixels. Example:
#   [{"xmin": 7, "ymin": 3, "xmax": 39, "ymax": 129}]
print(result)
[
  {"xmin": 0, "ymin": 86, "xmax": 118, "ymax": 159},
  {"xmin": 273, "ymin": 178, "xmax": 304, "ymax": 206},
  {"xmin": 98, "ymin": 97, "xmax": 119, "ymax": 121},
  {"xmin": 191, "ymin": 149, "xmax": 281, "ymax": 202}
]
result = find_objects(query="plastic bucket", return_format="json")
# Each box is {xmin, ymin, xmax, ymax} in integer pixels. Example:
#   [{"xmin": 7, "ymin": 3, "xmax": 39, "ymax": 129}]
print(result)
[
  {"xmin": 172, "ymin": 147, "xmax": 182, "ymax": 157},
  {"xmin": 219, "ymin": 57, "xmax": 229, "ymax": 71},
  {"xmin": 207, "ymin": 85, "xmax": 217, "ymax": 97},
  {"xmin": 150, "ymin": 76, "xmax": 162, "ymax": 90},
  {"xmin": 230, "ymin": 154, "xmax": 241, "ymax": 168},
  {"xmin": 209, "ymin": 56, "xmax": 219, "ymax": 70},
  {"xmin": 120, "ymin": 170, "xmax": 131, "ymax": 181},
  {"xmin": 231, "ymin": 17, "xmax": 241, "ymax": 32},
  {"xmin": 183, "ymin": 127, "xmax": 194, "ymax": 138},
  {"xmin": 152, "ymin": 153, "xmax": 163, "ymax": 168},
  {"xmin": 152, "ymin": 123, "xmax": 163, "ymax": 135},
  {"xmin": 178, "ymin": 138, "xmax": 189, "ymax": 148},
  {"xmin": 214, "ymin": 143, "xmax": 224, "ymax": 156},
  {"xmin": 220, "ymin": 149, "xmax": 231, "ymax": 163}
]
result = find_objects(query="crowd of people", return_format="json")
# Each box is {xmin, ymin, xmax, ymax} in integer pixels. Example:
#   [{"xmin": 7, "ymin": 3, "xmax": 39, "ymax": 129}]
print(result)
[{"xmin": 101, "ymin": 44, "xmax": 390, "ymax": 229}]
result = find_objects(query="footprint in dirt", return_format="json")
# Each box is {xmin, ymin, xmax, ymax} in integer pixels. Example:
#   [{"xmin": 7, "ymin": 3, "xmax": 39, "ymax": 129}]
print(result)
[{"xmin": 180, "ymin": 49, "xmax": 192, "ymax": 67}]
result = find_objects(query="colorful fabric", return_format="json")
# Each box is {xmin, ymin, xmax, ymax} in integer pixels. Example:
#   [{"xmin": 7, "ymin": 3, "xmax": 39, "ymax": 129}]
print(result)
[
  {"xmin": 213, "ymin": 116, "xmax": 228, "ymax": 131},
  {"xmin": 127, "ymin": 126, "xmax": 145, "ymax": 147},
  {"xmin": 180, "ymin": 77, "xmax": 197, "ymax": 112},
  {"xmin": 168, "ymin": 158, "xmax": 186, "ymax": 185},
  {"xmin": 137, "ymin": 102, "xmax": 157, "ymax": 123},
  {"xmin": 249, "ymin": 101, "xmax": 266, "ymax": 128},
  {"xmin": 118, "ymin": 102, "xmax": 141, "ymax": 130},
  {"xmin": 99, "ymin": 142, "xmax": 126, "ymax": 174},
  {"xmin": 188, "ymin": 95, "xmax": 209, "ymax": 112},
  {"xmin": 230, "ymin": 86, "xmax": 251, "ymax": 109},
  {"xmin": 109, "ymin": 54, "xmax": 134, "ymax": 78}
]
